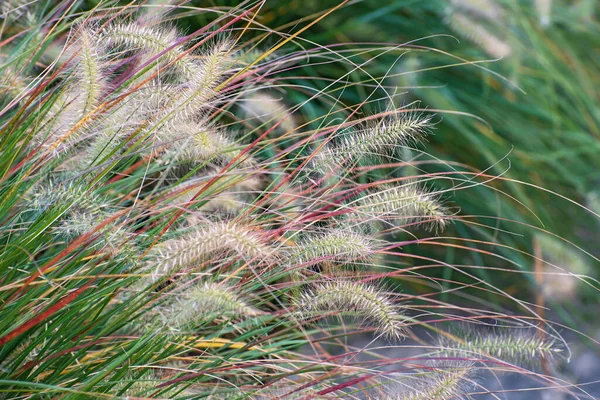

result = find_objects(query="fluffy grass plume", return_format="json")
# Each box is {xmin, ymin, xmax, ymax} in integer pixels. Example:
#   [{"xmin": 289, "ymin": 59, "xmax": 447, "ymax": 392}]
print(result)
[
  {"xmin": 392, "ymin": 361, "xmax": 475, "ymax": 400},
  {"xmin": 351, "ymin": 183, "xmax": 448, "ymax": 232},
  {"xmin": 296, "ymin": 280, "xmax": 407, "ymax": 340},
  {"xmin": 446, "ymin": 12, "xmax": 512, "ymax": 59},
  {"xmin": 148, "ymin": 221, "xmax": 274, "ymax": 281},
  {"xmin": 164, "ymin": 282, "xmax": 259, "ymax": 329},
  {"xmin": 290, "ymin": 229, "xmax": 379, "ymax": 265},
  {"xmin": 438, "ymin": 328, "xmax": 565, "ymax": 366}
]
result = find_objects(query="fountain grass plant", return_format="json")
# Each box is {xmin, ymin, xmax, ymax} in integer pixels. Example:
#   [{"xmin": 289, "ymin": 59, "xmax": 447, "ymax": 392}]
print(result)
[{"xmin": 0, "ymin": 1, "xmax": 598, "ymax": 399}]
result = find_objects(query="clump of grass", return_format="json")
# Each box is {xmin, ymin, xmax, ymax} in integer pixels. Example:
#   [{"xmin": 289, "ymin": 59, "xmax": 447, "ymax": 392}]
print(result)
[{"xmin": 0, "ymin": 2, "xmax": 593, "ymax": 398}]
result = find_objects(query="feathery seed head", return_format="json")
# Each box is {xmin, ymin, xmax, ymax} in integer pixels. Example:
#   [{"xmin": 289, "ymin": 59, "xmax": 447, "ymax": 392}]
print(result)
[
  {"xmin": 296, "ymin": 280, "xmax": 408, "ymax": 340},
  {"xmin": 244, "ymin": 91, "xmax": 297, "ymax": 133},
  {"xmin": 165, "ymin": 282, "xmax": 259, "ymax": 328},
  {"xmin": 306, "ymin": 112, "xmax": 433, "ymax": 181},
  {"xmin": 27, "ymin": 181, "xmax": 111, "ymax": 238},
  {"xmin": 34, "ymin": 27, "xmax": 107, "ymax": 155},
  {"xmin": 149, "ymin": 220, "xmax": 274, "ymax": 281},
  {"xmin": 196, "ymin": 39, "xmax": 235, "ymax": 88},
  {"xmin": 71, "ymin": 29, "xmax": 107, "ymax": 117},
  {"xmin": 0, "ymin": 66, "xmax": 28, "ymax": 109},
  {"xmin": 157, "ymin": 119, "xmax": 238, "ymax": 165},
  {"xmin": 335, "ymin": 111, "xmax": 433, "ymax": 161},
  {"xmin": 1, "ymin": 0, "xmax": 36, "ymax": 26},
  {"xmin": 535, "ymin": 234, "xmax": 590, "ymax": 300},
  {"xmin": 392, "ymin": 361, "xmax": 475, "ymax": 400},
  {"xmin": 438, "ymin": 329, "xmax": 565, "ymax": 366},
  {"xmin": 447, "ymin": 12, "xmax": 512, "ymax": 59},
  {"xmin": 100, "ymin": 23, "xmax": 199, "ymax": 82},
  {"xmin": 291, "ymin": 229, "xmax": 379, "ymax": 266},
  {"xmin": 352, "ymin": 184, "xmax": 448, "ymax": 232}
]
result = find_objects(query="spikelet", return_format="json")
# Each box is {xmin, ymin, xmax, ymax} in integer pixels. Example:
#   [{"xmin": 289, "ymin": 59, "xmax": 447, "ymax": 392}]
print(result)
[
  {"xmin": 450, "ymin": 0, "xmax": 504, "ymax": 21},
  {"xmin": 392, "ymin": 361, "xmax": 475, "ymax": 400},
  {"xmin": 351, "ymin": 184, "xmax": 448, "ymax": 232},
  {"xmin": 335, "ymin": 112, "xmax": 433, "ymax": 161},
  {"xmin": 100, "ymin": 23, "xmax": 199, "ymax": 81},
  {"xmin": 27, "ymin": 181, "xmax": 111, "ymax": 238},
  {"xmin": 296, "ymin": 280, "xmax": 407, "ymax": 340},
  {"xmin": 290, "ymin": 229, "xmax": 378, "ymax": 265},
  {"xmin": 447, "ymin": 12, "xmax": 512, "ymax": 59},
  {"xmin": 157, "ymin": 118, "xmax": 238, "ymax": 165},
  {"xmin": 244, "ymin": 91, "xmax": 297, "ymax": 133},
  {"xmin": 438, "ymin": 329, "xmax": 564, "ymax": 366},
  {"xmin": 37, "ymin": 28, "xmax": 107, "ymax": 155},
  {"xmin": 165, "ymin": 282, "xmax": 259, "ymax": 328},
  {"xmin": 149, "ymin": 221, "xmax": 273, "ymax": 281}
]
